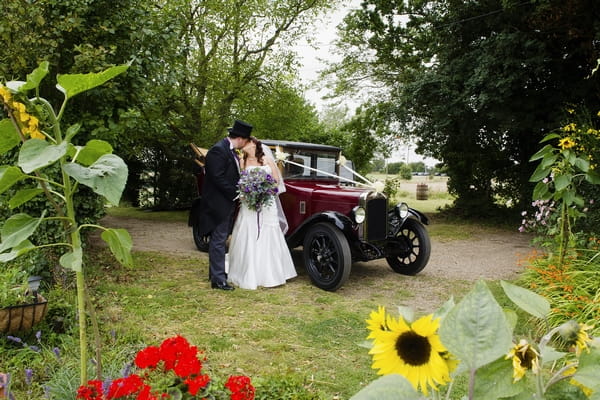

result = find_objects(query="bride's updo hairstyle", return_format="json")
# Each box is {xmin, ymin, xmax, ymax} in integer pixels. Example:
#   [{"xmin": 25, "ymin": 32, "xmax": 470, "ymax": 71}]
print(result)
[{"xmin": 248, "ymin": 136, "xmax": 265, "ymax": 165}]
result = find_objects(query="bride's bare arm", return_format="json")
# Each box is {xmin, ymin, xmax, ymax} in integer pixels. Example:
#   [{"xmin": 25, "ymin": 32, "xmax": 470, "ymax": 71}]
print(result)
[{"xmin": 266, "ymin": 158, "xmax": 282, "ymax": 183}]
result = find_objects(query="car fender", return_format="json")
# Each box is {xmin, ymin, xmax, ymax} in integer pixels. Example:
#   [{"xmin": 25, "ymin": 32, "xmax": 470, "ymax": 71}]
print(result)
[
  {"xmin": 408, "ymin": 207, "xmax": 429, "ymax": 225},
  {"xmin": 286, "ymin": 211, "xmax": 355, "ymax": 248}
]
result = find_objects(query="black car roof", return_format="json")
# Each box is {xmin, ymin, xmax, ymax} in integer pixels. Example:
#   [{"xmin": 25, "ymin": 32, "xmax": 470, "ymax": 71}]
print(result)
[{"xmin": 261, "ymin": 139, "xmax": 341, "ymax": 152}]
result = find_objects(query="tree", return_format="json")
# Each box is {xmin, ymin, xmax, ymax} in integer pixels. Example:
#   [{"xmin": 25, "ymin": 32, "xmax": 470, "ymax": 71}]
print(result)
[
  {"xmin": 329, "ymin": 0, "xmax": 600, "ymax": 216},
  {"xmin": 128, "ymin": 0, "xmax": 336, "ymax": 208}
]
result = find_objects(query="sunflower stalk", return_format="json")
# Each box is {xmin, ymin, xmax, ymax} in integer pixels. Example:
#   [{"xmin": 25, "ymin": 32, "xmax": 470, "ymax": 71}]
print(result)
[{"xmin": 0, "ymin": 62, "xmax": 132, "ymax": 387}]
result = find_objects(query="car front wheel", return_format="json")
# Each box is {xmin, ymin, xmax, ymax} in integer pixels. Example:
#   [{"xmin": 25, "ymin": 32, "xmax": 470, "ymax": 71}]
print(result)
[
  {"xmin": 192, "ymin": 223, "xmax": 210, "ymax": 252},
  {"xmin": 303, "ymin": 222, "xmax": 352, "ymax": 291},
  {"xmin": 386, "ymin": 218, "xmax": 431, "ymax": 275}
]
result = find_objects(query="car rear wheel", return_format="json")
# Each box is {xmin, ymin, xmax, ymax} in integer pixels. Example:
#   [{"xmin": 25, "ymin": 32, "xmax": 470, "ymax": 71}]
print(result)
[
  {"xmin": 192, "ymin": 223, "xmax": 210, "ymax": 252},
  {"xmin": 386, "ymin": 218, "xmax": 431, "ymax": 275},
  {"xmin": 303, "ymin": 222, "xmax": 352, "ymax": 291}
]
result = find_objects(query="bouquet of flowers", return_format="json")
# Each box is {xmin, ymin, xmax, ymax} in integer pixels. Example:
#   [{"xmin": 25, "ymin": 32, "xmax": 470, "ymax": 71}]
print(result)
[
  {"xmin": 237, "ymin": 168, "xmax": 278, "ymax": 212},
  {"xmin": 76, "ymin": 335, "xmax": 255, "ymax": 400}
]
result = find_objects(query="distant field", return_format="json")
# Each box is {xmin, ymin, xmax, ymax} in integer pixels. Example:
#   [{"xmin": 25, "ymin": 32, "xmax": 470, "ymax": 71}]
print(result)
[{"xmin": 367, "ymin": 173, "xmax": 453, "ymax": 214}]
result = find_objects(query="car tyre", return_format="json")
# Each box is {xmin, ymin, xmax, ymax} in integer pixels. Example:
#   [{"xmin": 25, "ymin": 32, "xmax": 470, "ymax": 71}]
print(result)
[
  {"xmin": 386, "ymin": 218, "xmax": 431, "ymax": 275},
  {"xmin": 192, "ymin": 223, "xmax": 210, "ymax": 252},
  {"xmin": 303, "ymin": 222, "xmax": 352, "ymax": 291}
]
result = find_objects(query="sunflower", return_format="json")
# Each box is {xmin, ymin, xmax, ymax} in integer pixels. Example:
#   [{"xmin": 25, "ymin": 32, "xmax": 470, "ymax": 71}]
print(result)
[
  {"xmin": 573, "ymin": 323, "xmax": 593, "ymax": 356},
  {"xmin": 367, "ymin": 312, "xmax": 455, "ymax": 395},
  {"xmin": 558, "ymin": 137, "xmax": 576, "ymax": 149},
  {"xmin": 505, "ymin": 339, "xmax": 540, "ymax": 382},
  {"xmin": 558, "ymin": 320, "xmax": 594, "ymax": 356},
  {"xmin": 366, "ymin": 306, "xmax": 389, "ymax": 339}
]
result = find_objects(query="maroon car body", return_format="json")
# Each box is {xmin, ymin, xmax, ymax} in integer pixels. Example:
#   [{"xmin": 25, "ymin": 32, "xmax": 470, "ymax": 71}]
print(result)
[{"xmin": 189, "ymin": 139, "xmax": 431, "ymax": 291}]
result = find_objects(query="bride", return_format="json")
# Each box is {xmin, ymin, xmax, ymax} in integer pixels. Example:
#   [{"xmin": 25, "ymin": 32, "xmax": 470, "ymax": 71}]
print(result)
[{"xmin": 227, "ymin": 136, "xmax": 297, "ymax": 289}]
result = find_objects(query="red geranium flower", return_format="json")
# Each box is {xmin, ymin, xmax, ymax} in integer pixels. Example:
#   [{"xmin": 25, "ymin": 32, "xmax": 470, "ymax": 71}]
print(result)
[
  {"xmin": 107, "ymin": 374, "xmax": 144, "ymax": 398},
  {"xmin": 184, "ymin": 374, "xmax": 211, "ymax": 395},
  {"xmin": 225, "ymin": 375, "xmax": 255, "ymax": 400},
  {"xmin": 135, "ymin": 345, "xmax": 162, "ymax": 369},
  {"xmin": 76, "ymin": 379, "xmax": 104, "ymax": 400}
]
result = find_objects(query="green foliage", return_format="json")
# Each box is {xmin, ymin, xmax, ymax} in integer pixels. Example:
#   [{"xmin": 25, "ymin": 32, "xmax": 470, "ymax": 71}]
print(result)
[
  {"xmin": 519, "ymin": 249, "xmax": 600, "ymax": 337},
  {"xmin": 0, "ymin": 263, "xmax": 29, "ymax": 307},
  {"xmin": 253, "ymin": 374, "xmax": 324, "ymax": 400},
  {"xmin": 331, "ymin": 0, "xmax": 600, "ymax": 216},
  {"xmin": 528, "ymin": 107, "xmax": 600, "ymax": 262},
  {"xmin": 398, "ymin": 164, "xmax": 412, "ymax": 180},
  {"xmin": 1, "ymin": 63, "xmax": 133, "ymax": 385}
]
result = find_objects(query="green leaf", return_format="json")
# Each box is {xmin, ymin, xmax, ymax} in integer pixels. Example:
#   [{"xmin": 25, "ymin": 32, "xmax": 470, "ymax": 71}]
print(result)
[
  {"xmin": 9, "ymin": 188, "xmax": 44, "ymax": 209},
  {"xmin": 396, "ymin": 306, "xmax": 415, "ymax": 323},
  {"xmin": 0, "ymin": 166, "xmax": 25, "ymax": 195},
  {"xmin": 529, "ymin": 144, "xmax": 555, "ymax": 161},
  {"xmin": 585, "ymin": 171, "xmax": 600, "ymax": 184},
  {"xmin": 63, "ymin": 154, "xmax": 128, "ymax": 206},
  {"xmin": 18, "ymin": 61, "xmax": 50, "ymax": 92},
  {"xmin": 18, "ymin": 139, "xmax": 68, "ymax": 173},
  {"xmin": 554, "ymin": 174, "xmax": 571, "ymax": 191},
  {"xmin": 500, "ymin": 281, "xmax": 550, "ymax": 318},
  {"xmin": 541, "ymin": 154, "xmax": 559, "ymax": 169},
  {"xmin": 573, "ymin": 348, "xmax": 600, "ymax": 390},
  {"xmin": 59, "ymin": 248, "xmax": 83, "ymax": 272},
  {"xmin": 529, "ymin": 162, "xmax": 552, "ymax": 182},
  {"xmin": 0, "ymin": 212, "xmax": 45, "ymax": 252},
  {"xmin": 562, "ymin": 190, "xmax": 575, "ymax": 206},
  {"xmin": 64, "ymin": 123, "xmax": 81, "ymax": 142},
  {"xmin": 439, "ymin": 281, "xmax": 513, "ymax": 370},
  {"xmin": 433, "ymin": 297, "xmax": 455, "ymax": 321},
  {"xmin": 573, "ymin": 157, "xmax": 589, "ymax": 172},
  {"xmin": 0, "ymin": 240, "xmax": 36, "ymax": 262},
  {"xmin": 474, "ymin": 356, "xmax": 526, "ymax": 399},
  {"xmin": 77, "ymin": 139, "xmax": 113, "ymax": 166},
  {"xmin": 532, "ymin": 181, "xmax": 550, "ymax": 200},
  {"xmin": 538, "ymin": 345, "xmax": 565, "ymax": 365},
  {"xmin": 349, "ymin": 374, "xmax": 420, "ymax": 400},
  {"xmin": 56, "ymin": 63, "xmax": 129, "ymax": 99},
  {"xmin": 0, "ymin": 119, "xmax": 21, "ymax": 155},
  {"xmin": 540, "ymin": 133, "xmax": 561, "ymax": 143},
  {"xmin": 100, "ymin": 228, "xmax": 133, "ymax": 268}
]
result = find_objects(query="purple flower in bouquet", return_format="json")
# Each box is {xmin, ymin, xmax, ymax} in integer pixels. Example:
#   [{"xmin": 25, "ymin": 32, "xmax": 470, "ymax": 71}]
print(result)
[{"xmin": 237, "ymin": 168, "xmax": 278, "ymax": 212}]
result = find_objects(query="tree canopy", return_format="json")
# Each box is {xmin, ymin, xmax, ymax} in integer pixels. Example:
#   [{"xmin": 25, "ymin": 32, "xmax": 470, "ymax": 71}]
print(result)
[{"xmin": 330, "ymin": 0, "xmax": 600, "ymax": 215}]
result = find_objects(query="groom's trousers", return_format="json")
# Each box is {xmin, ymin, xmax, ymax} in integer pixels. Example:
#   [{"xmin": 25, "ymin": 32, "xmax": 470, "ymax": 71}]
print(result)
[{"xmin": 208, "ymin": 208, "xmax": 233, "ymax": 284}]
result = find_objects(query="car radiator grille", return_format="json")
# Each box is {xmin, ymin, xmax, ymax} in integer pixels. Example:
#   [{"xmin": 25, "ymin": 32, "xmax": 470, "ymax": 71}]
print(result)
[{"xmin": 366, "ymin": 197, "xmax": 387, "ymax": 241}]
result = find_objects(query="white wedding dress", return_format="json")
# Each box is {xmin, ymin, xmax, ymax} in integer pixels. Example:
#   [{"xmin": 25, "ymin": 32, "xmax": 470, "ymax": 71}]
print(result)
[{"xmin": 228, "ymin": 165, "xmax": 297, "ymax": 289}]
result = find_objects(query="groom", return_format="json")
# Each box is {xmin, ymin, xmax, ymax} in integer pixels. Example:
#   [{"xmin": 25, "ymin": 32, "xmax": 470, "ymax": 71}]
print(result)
[{"xmin": 197, "ymin": 120, "xmax": 252, "ymax": 290}]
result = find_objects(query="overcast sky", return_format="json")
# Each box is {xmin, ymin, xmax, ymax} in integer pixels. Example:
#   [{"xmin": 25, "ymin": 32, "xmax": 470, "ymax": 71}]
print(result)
[{"xmin": 295, "ymin": 1, "xmax": 439, "ymax": 167}]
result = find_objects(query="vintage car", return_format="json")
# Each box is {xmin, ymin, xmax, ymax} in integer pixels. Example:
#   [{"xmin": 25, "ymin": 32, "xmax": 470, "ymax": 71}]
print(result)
[{"xmin": 189, "ymin": 140, "xmax": 431, "ymax": 291}]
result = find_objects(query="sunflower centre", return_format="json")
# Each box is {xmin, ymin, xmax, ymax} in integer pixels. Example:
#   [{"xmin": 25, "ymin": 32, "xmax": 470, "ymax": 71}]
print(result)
[{"xmin": 396, "ymin": 331, "xmax": 431, "ymax": 366}]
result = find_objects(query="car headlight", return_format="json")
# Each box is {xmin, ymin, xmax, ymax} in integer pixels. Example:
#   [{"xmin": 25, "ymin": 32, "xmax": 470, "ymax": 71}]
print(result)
[
  {"xmin": 397, "ymin": 203, "xmax": 409, "ymax": 219},
  {"xmin": 352, "ymin": 206, "xmax": 366, "ymax": 224}
]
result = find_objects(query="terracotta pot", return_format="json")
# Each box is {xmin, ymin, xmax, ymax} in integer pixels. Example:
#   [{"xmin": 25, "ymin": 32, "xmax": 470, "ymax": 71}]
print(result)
[{"xmin": 0, "ymin": 294, "xmax": 48, "ymax": 334}]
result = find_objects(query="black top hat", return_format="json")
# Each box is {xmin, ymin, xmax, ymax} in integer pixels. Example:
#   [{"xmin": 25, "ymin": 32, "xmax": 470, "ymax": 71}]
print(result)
[{"xmin": 227, "ymin": 120, "xmax": 253, "ymax": 138}]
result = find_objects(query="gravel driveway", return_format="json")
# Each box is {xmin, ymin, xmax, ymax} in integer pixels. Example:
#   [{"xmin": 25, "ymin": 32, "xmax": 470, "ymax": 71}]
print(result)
[{"xmin": 94, "ymin": 215, "xmax": 534, "ymax": 311}]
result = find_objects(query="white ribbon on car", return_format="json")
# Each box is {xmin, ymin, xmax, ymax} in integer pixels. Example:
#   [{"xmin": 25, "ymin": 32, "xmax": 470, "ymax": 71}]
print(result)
[{"xmin": 275, "ymin": 147, "xmax": 385, "ymax": 193}]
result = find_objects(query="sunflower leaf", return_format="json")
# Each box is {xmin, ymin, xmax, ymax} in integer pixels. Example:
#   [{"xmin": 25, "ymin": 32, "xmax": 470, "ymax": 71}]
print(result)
[
  {"xmin": 349, "ymin": 374, "xmax": 420, "ymax": 400},
  {"xmin": 474, "ymin": 356, "xmax": 526, "ymax": 399},
  {"xmin": 500, "ymin": 280, "xmax": 550, "ymax": 319},
  {"xmin": 439, "ymin": 281, "xmax": 513, "ymax": 370}
]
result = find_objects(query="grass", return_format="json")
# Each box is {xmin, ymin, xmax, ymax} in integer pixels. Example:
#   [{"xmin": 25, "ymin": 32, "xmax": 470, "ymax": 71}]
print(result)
[{"xmin": 2, "ymin": 198, "xmax": 527, "ymax": 399}]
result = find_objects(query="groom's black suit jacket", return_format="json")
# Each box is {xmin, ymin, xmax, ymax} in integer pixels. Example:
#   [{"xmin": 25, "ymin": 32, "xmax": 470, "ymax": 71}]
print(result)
[{"xmin": 197, "ymin": 137, "xmax": 240, "ymax": 236}]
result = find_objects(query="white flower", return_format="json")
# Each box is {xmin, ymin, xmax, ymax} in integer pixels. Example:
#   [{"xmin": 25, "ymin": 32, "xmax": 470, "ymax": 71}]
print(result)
[
  {"xmin": 337, "ymin": 154, "xmax": 347, "ymax": 166},
  {"xmin": 373, "ymin": 181, "xmax": 385, "ymax": 193},
  {"xmin": 275, "ymin": 146, "xmax": 289, "ymax": 162}
]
